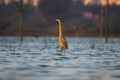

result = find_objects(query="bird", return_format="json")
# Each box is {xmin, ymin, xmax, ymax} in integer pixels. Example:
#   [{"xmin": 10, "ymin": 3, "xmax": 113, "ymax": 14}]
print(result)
[{"xmin": 56, "ymin": 19, "xmax": 68, "ymax": 54}]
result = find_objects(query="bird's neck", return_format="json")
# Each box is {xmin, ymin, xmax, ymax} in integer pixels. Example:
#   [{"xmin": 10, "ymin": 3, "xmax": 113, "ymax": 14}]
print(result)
[{"xmin": 58, "ymin": 21, "xmax": 62, "ymax": 36}]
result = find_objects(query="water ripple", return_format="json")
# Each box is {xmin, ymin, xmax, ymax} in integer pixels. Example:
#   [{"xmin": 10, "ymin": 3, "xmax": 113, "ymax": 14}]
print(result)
[{"xmin": 0, "ymin": 37, "xmax": 120, "ymax": 80}]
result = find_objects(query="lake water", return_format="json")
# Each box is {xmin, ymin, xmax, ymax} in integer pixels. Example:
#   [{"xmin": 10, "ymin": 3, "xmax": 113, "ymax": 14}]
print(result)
[{"xmin": 0, "ymin": 37, "xmax": 120, "ymax": 80}]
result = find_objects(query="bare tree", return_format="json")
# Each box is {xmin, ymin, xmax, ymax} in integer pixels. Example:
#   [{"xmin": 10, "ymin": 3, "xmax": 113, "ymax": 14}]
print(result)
[
  {"xmin": 14, "ymin": 0, "xmax": 24, "ymax": 42},
  {"xmin": 105, "ymin": 0, "xmax": 109, "ymax": 43}
]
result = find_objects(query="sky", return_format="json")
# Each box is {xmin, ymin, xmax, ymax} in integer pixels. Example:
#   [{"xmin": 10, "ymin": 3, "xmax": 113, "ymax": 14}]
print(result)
[
  {"xmin": 0, "ymin": 0, "xmax": 120, "ymax": 7},
  {"xmin": 84, "ymin": 0, "xmax": 120, "ymax": 5}
]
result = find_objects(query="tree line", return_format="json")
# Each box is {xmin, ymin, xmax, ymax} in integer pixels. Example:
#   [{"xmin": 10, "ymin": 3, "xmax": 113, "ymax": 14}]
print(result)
[{"xmin": 0, "ymin": 0, "xmax": 120, "ymax": 35}]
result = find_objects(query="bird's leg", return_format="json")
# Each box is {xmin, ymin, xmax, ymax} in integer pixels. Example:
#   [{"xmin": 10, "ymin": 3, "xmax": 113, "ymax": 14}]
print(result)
[
  {"xmin": 59, "ymin": 46, "xmax": 63, "ymax": 52},
  {"xmin": 63, "ymin": 48, "xmax": 66, "ymax": 55},
  {"xmin": 59, "ymin": 46, "xmax": 63, "ymax": 55}
]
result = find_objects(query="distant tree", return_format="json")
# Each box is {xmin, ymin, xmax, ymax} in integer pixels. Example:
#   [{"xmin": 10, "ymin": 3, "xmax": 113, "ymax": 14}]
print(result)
[
  {"xmin": 0, "ymin": 21, "xmax": 10, "ymax": 35},
  {"xmin": 14, "ymin": 0, "xmax": 26, "ymax": 41},
  {"xmin": 105, "ymin": 0, "xmax": 109, "ymax": 43}
]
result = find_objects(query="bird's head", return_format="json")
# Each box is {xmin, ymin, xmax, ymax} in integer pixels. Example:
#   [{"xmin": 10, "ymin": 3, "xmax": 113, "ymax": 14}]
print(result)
[{"xmin": 56, "ymin": 19, "xmax": 60, "ymax": 22}]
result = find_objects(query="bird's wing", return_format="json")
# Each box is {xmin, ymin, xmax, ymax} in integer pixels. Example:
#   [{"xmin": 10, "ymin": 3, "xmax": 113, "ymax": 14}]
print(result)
[{"xmin": 59, "ymin": 36, "xmax": 68, "ymax": 49}]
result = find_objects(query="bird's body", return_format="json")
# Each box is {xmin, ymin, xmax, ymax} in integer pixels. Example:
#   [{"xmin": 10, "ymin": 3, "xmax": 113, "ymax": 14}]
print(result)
[
  {"xmin": 56, "ymin": 19, "xmax": 68, "ymax": 53},
  {"xmin": 59, "ymin": 35, "xmax": 68, "ymax": 49}
]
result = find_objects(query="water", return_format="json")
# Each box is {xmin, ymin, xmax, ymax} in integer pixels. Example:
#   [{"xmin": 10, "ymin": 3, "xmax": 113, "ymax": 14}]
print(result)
[{"xmin": 0, "ymin": 37, "xmax": 120, "ymax": 80}]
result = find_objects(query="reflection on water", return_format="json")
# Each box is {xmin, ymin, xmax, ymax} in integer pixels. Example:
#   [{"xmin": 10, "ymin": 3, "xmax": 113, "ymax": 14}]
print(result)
[{"xmin": 0, "ymin": 37, "xmax": 120, "ymax": 80}]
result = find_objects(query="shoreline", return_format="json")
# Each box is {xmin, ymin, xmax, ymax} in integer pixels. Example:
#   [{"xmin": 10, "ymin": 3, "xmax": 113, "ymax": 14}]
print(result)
[{"xmin": 0, "ymin": 28, "xmax": 120, "ymax": 38}]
